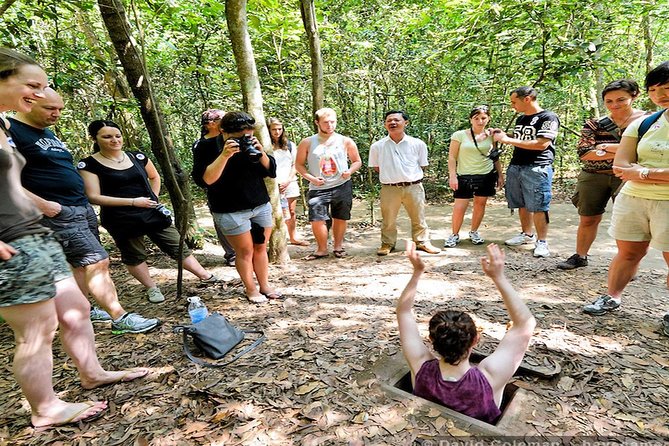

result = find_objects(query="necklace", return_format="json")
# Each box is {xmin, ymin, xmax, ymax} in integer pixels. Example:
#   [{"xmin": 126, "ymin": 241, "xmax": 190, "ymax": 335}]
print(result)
[
  {"xmin": 99, "ymin": 151, "xmax": 126, "ymax": 164},
  {"xmin": 611, "ymin": 109, "xmax": 635, "ymax": 128}
]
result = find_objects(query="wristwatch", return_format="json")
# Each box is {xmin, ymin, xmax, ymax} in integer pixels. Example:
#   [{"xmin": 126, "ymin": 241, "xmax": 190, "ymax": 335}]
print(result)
[
  {"xmin": 595, "ymin": 149, "xmax": 607, "ymax": 156},
  {"xmin": 639, "ymin": 167, "xmax": 650, "ymax": 179}
]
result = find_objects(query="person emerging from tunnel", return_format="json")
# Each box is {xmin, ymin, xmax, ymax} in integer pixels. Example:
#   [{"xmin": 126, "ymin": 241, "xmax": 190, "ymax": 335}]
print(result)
[{"xmin": 396, "ymin": 242, "xmax": 536, "ymax": 424}]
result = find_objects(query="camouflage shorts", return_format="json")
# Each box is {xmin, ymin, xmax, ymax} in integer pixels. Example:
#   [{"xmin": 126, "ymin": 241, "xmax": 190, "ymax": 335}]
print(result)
[{"xmin": 0, "ymin": 233, "xmax": 72, "ymax": 307}]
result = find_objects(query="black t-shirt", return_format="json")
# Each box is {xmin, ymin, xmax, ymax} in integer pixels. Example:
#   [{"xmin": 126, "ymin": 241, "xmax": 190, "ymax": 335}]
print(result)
[
  {"xmin": 191, "ymin": 136, "xmax": 277, "ymax": 213},
  {"xmin": 509, "ymin": 110, "xmax": 560, "ymax": 166},
  {"xmin": 8, "ymin": 118, "xmax": 89, "ymax": 206},
  {"xmin": 77, "ymin": 151, "xmax": 151, "ymax": 230}
]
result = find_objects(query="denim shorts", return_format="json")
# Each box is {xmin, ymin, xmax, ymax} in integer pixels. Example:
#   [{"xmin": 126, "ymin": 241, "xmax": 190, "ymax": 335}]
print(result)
[
  {"xmin": 213, "ymin": 202, "xmax": 273, "ymax": 236},
  {"xmin": 41, "ymin": 204, "xmax": 109, "ymax": 268},
  {"xmin": 0, "ymin": 233, "xmax": 72, "ymax": 307},
  {"xmin": 308, "ymin": 181, "xmax": 353, "ymax": 221},
  {"xmin": 505, "ymin": 164, "xmax": 553, "ymax": 212}
]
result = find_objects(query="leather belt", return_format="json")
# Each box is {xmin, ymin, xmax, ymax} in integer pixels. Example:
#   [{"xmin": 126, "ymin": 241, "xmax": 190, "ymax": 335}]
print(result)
[{"xmin": 383, "ymin": 179, "xmax": 422, "ymax": 187}]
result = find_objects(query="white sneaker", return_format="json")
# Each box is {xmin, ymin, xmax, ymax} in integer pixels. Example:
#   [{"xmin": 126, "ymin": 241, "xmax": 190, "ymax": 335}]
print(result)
[
  {"xmin": 468, "ymin": 231, "xmax": 485, "ymax": 245},
  {"xmin": 505, "ymin": 232, "xmax": 536, "ymax": 246},
  {"xmin": 147, "ymin": 287, "xmax": 165, "ymax": 303},
  {"xmin": 533, "ymin": 240, "xmax": 550, "ymax": 258},
  {"xmin": 444, "ymin": 234, "xmax": 460, "ymax": 248}
]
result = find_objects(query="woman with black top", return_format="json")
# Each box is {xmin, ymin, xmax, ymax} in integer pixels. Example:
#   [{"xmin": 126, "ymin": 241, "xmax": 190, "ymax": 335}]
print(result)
[
  {"xmin": 192, "ymin": 111, "xmax": 281, "ymax": 304},
  {"xmin": 79, "ymin": 120, "xmax": 217, "ymax": 304}
]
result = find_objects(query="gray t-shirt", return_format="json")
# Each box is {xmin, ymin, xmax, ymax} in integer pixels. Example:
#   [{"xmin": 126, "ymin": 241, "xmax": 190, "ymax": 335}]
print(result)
[{"xmin": 306, "ymin": 133, "xmax": 350, "ymax": 191}]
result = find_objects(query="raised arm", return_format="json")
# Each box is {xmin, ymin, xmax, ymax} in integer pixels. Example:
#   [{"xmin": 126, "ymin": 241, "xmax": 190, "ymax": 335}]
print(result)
[
  {"xmin": 478, "ymin": 244, "xmax": 536, "ymax": 403},
  {"xmin": 396, "ymin": 241, "xmax": 435, "ymax": 378},
  {"xmin": 494, "ymin": 132, "xmax": 552, "ymax": 151}
]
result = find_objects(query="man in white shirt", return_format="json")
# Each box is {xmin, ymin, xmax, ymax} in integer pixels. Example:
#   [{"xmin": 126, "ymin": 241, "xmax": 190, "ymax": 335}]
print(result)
[{"xmin": 369, "ymin": 111, "xmax": 440, "ymax": 256}]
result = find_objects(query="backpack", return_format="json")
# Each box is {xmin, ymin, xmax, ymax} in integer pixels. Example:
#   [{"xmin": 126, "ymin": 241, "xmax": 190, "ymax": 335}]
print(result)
[{"xmin": 637, "ymin": 109, "xmax": 665, "ymax": 140}]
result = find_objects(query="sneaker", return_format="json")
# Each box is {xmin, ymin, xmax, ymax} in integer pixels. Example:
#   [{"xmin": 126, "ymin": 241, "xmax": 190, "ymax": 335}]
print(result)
[
  {"xmin": 90, "ymin": 307, "xmax": 112, "ymax": 323},
  {"xmin": 201, "ymin": 274, "xmax": 221, "ymax": 284},
  {"xmin": 111, "ymin": 312, "xmax": 160, "ymax": 334},
  {"xmin": 505, "ymin": 232, "xmax": 536, "ymax": 246},
  {"xmin": 662, "ymin": 313, "xmax": 669, "ymax": 337},
  {"xmin": 557, "ymin": 253, "xmax": 588, "ymax": 270},
  {"xmin": 468, "ymin": 231, "xmax": 484, "ymax": 245},
  {"xmin": 444, "ymin": 234, "xmax": 460, "ymax": 248},
  {"xmin": 416, "ymin": 241, "xmax": 441, "ymax": 254},
  {"xmin": 377, "ymin": 244, "xmax": 394, "ymax": 256},
  {"xmin": 533, "ymin": 240, "xmax": 550, "ymax": 258},
  {"xmin": 583, "ymin": 294, "xmax": 620, "ymax": 316},
  {"xmin": 147, "ymin": 287, "xmax": 165, "ymax": 303}
]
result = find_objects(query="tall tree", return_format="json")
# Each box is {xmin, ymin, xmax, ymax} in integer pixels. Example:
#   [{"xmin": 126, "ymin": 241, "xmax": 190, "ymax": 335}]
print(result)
[
  {"xmin": 225, "ymin": 0, "xmax": 289, "ymax": 264},
  {"xmin": 300, "ymin": 0, "xmax": 324, "ymax": 117}
]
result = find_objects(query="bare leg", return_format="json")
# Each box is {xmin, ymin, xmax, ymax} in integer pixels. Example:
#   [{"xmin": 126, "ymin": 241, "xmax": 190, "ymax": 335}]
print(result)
[
  {"xmin": 575, "ymin": 214, "xmax": 602, "ymax": 257},
  {"xmin": 533, "ymin": 210, "xmax": 548, "ymax": 241},
  {"xmin": 182, "ymin": 255, "xmax": 211, "ymax": 280},
  {"xmin": 310, "ymin": 220, "xmax": 329, "ymax": 255},
  {"xmin": 53, "ymin": 277, "xmax": 148, "ymax": 389},
  {"xmin": 81, "ymin": 259, "xmax": 125, "ymax": 320},
  {"xmin": 226, "ymin": 231, "xmax": 261, "ymax": 298},
  {"xmin": 451, "ymin": 199, "xmax": 469, "ymax": 235},
  {"xmin": 332, "ymin": 218, "xmax": 347, "ymax": 252},
  {"xmin": 255, "ymin": 227, "xmax": 275, "ymax": 294},
  {"xmin": 286, "ymin": 197, "xmax": 306, "ymax": 244},
  {"xmin": 0, "ymin": 299, "xmax": 107, "ymax": 428},
  {"xmin": 518, "ymin": 208, "xmax": 534, "ymax": 235},
  {"xmin": 470, "ymin": 196, "xmax": 488, "ymax": 232},
  {"xmin": 607, "ymin": 240, "xmax": 649, "ymax": 299},
  {"xmin": 125, "ymin": 262, "xmax": 156, "ymax": 289}
]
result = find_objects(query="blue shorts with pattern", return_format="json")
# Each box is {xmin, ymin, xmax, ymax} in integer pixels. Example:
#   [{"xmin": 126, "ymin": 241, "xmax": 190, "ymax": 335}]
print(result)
[
  {"xmin": 0, "ymin": 233, "xmax": 72, "ymax": 307},
  {"xmin": 505, "ymin": 164, "xmax": 553, "ymax": 212}
]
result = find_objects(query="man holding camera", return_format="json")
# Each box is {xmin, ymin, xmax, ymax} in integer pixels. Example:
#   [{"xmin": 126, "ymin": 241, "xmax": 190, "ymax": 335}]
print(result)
[
  {"xmin": 369, "ymin": 110, "xmax": 440, "ymax": 256},
  {"xmin": 494, "ymin": 86, "xmax": 560, "ymax": 258},
  {"xmin": 295, "ymin": 108, "xmax": 362, "ymax": 260},
  {"xmin": 9, "ymin": 88, "xmax": 159, "ymax": 333}
]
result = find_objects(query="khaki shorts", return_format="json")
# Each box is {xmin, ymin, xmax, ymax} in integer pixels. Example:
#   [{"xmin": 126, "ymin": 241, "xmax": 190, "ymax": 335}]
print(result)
[
  {"xmin": 0, "ymin": 233, "xmax": 72, "ymax": 307},
  {"xmin": 608, "ymin": 193, "xmax": 669, "ymax": 251}
]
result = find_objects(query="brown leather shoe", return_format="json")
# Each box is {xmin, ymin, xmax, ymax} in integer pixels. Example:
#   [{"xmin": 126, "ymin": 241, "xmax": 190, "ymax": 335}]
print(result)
[
  {"xmin": 415, "ymin": 241, "xmax": 441, "ymax": 254},
  {"xmin": 376, "ymin": 244, "xmax": 394, "ymax": 256}
]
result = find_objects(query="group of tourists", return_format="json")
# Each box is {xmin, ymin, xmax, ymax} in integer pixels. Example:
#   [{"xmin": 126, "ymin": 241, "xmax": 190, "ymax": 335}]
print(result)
[{"xmin": 1, "ymin": 44, "xmax": 668, "ymax": 430}]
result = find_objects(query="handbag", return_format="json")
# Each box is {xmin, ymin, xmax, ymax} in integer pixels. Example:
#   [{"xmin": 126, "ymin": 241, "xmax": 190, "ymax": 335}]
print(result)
[{"xmin": 173, "ymin": 313, "xmax": 265, "ymax": 368}]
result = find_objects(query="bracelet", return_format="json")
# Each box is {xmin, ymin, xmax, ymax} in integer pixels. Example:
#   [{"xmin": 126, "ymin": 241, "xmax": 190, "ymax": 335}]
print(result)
[{"xmin": 639, "ymin": 168, "xmax": 650, "ymax": 180}]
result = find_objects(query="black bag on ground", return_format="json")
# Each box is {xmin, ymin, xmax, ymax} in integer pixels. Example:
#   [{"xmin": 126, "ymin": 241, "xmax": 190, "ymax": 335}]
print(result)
[{"xmin": 173, "ymin": 313, "xmax": 265, "ymax": 368}]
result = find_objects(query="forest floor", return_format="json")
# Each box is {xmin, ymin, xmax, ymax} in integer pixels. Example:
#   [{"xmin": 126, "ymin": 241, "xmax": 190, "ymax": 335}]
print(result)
[{"xmin": 1, "ymin": 199, "xmax": 668, "ymax": 445}]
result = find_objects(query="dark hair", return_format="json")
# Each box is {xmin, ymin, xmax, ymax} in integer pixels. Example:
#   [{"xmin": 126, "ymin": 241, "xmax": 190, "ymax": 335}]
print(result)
[
  {"xmin": 220, "ymin": 111, "xmax": 256, "ymax": 133},
  {"xmin": 88, "ymin": 119, "xmax": 122, "ymax": 152},
  {"xmin": 428, "ymin": 310, "xmax": 478, "ymax": 365},
  {"xmin": 0, "ymin": 47, "xmax": 40, "ymax": 81},
  {"xmin": 384, "ymin": 110, "xmax": 410, "ymax": 121},
  {"xmin": 267, "ymin": 117, "xmax": 288, "ymax": 150},
  {"xmin": 601, "ymin": 79, "xmax": 640, "ymax": 100},
  {"xmin": 469, "ymin": 105, "xmax": 490, "ymax": 119},
  {"xmin": 200, "ymin": 109, "xmax": 225, "ymax": 137},
  {"xmin": 511, "ymin": 86, "xmax": 538, "ymax": 100},
  {"xmin": 645, "ymin": 61, "xmax": 669, "ymax": 91}
]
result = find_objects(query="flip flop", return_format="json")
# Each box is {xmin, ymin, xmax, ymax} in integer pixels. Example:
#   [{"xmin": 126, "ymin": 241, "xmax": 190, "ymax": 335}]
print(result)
[
  {"xmin": 290, "ymin": 240, "xmax": 310, "ymax": 246},
  {"xmin": 246, "ymin": 293, "xmax": 268, "ymax": 304},
  {"xmin": 32, "ymin": 401, "xmax": 108, "ymax": 431},
  {"xmin": 82, "ymin": 368, "xmax": 150, "ymax": 390},
  {"xmin": 261, "ymin": 291, "xmax": 284, "ymax": 300},
  {"xmin": 304, "ymin": 253, "xmax": 328, "ymax": 261},
  {"xmin": 333, "ymin": 249, "xmax": 348, "ymax": 258}
]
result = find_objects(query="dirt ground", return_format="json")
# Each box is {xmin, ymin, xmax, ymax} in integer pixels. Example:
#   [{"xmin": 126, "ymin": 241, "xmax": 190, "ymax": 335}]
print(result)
[{"xmin": 1, "ymin": 199, "xmax": 668, "ymax": 445}]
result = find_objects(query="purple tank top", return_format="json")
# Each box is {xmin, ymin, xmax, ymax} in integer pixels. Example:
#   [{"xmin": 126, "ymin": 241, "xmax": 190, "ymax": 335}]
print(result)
[{"xmin": 413, "ymin": 359, "xmax": 501, "ymax": 424}]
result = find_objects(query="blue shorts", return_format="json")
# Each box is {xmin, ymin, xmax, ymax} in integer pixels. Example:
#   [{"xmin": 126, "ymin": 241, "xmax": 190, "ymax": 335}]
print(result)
[
  {"xmin": 41, "ymin": 204, "xmax": 109, "ymax": 268},
  {"xmin": 505, "ymin": 164, "xmax": 553, "ymax": 212},
  {"xmin": 308, "ymin": 181, "xmax": 353, "ymax": 221},
  {"xmin": 0, "ymin": 233, "xmax": 72, "ymax": 307},
  {"xmin": 213, "ymin": 202, "xmax": 273, "ymax": 236}
]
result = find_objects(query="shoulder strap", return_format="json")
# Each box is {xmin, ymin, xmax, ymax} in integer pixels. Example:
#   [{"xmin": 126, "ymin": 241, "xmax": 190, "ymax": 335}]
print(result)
[
  {"xmin": 178, "ymin": 327, "xmax": 266, "ymax": 368},
  {"xmin": 596, "ymin": 116, "xmax": 621, "ymax": 142},
  {"xmin": 127, "ymin": 152, "xmax": 159, "ymax": 201},
  {"xmin": 638, "ymin": 109, "xmax": 665, "ymax": 140}
]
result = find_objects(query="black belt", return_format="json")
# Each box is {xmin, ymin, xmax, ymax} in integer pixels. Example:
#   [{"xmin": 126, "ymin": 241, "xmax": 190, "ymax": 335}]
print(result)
[{"xmin": 383, "ymin": 179, "xmax": 422, "ymax": 187}]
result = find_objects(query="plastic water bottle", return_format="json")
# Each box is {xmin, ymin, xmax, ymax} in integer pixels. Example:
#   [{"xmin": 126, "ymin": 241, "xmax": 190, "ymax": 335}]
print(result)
[{"xmin": 187, "ymin": 296, "xmax": 208, "ymax": 324}]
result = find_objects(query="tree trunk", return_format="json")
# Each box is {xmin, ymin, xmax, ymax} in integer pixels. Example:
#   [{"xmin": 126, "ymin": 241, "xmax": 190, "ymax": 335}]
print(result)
[
  {"xmin": 97, "ymin": 0, "xmax": 196, "ymax": 296},
  {"xmin": 300, "ymin": 0, "xmax": 324, "ymax": 118},
  {"xmin": 225, "ymin": 0, "xmax": 289, "ymax": 264},
  {"xmin": 0, "ymin": 0, "xmax": 17, "ymax": 17}
]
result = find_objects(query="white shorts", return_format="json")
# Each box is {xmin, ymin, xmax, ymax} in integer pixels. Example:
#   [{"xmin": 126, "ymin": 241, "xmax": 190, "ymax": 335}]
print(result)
[{"xmin": 608, "ymin": 193, "xmax": 669, "ymax": 251}]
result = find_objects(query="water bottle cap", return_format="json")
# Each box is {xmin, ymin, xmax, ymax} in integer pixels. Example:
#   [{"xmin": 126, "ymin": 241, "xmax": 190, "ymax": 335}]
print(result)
[{"xmin": 187, "ymin": 296, "xmax": 201, "ymax": 303}]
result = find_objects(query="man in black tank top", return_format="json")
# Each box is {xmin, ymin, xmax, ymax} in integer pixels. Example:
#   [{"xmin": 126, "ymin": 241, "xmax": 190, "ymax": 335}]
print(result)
[{"xmin": 10, "ymin": 88, "xmax": 159, "ymax": 335}]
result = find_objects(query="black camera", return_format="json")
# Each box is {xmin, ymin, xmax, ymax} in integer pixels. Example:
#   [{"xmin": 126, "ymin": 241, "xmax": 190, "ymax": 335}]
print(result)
[
  {"xmin": 234, "ymin": 135, "xmax": 262, "ymax": 163},
  {"xmin": 487, "ymin": 146, "xmax": 502, "ymax": 162}
]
